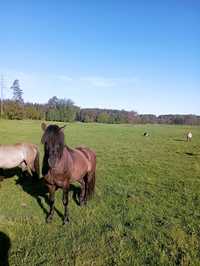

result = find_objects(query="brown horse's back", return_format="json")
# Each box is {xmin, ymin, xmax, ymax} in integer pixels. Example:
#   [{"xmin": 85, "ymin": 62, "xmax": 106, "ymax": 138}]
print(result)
[
  {"xmin": 64, "ymin": 146, "xmax": 96, "ymax": 182},
  {"xmin": 76, "ymin": 146, "xmax": 96, "ymax": 171}
]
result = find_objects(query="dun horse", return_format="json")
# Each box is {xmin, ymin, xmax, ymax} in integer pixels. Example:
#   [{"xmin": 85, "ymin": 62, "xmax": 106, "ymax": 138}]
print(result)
[
  {"xmin": 187, "ymin": 132, "xmax": 192, "ymax": 142},
  {"xmin": 143, "ymin": 132, "xmax": 149, "ymax": 137},
  {"xmin": 41, "ymin": 123, "xmax": 96, "ymax": 224},
  {"xmin": 0, "ymin": 143, "xmax": 40, "ymax": 180}
]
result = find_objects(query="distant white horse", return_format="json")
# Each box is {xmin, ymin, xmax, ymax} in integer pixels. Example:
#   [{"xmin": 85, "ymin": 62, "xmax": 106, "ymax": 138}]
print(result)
[{"xmin": 187, "ymin": 132, "xmax": 192, "ymax": 142}]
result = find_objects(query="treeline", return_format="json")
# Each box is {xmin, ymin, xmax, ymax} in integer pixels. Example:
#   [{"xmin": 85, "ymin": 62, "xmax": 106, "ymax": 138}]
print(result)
[
  {"xmin": 0, "ymin": 97, "xmax": 200, "ymax": 125},
  {"xmin": 78, "ymin": 109, "xmax": 138, "ymax": 123},
  {"xmin": 138, "ymin": 114, "xmax": 200, "ymax": 125},
  {"xmin": 79, "ymin": 112, "xmax": 200, "ymax": 125},
  {"xmin": 1, "ymin": 79, "xmax": 198, "ymax": 125},
  {"xmin": 0, "ymin": 97, "xmax": 78, "ymax": 122}
]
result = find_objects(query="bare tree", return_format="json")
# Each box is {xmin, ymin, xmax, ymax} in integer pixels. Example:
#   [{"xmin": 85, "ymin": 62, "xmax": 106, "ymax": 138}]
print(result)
[{"xmin": 10, "ymin": 79, "xmax": 24, "ymax": 104}]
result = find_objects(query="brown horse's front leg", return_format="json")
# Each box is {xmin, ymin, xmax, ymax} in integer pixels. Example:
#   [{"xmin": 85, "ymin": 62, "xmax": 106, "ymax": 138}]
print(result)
[
  {"xmin": 46, "ymin": 185, "xmax": 56, "ymax": 223},
  {"xmin": 62, "ymin": 187, "xmax": 69, "ymax": 225}
]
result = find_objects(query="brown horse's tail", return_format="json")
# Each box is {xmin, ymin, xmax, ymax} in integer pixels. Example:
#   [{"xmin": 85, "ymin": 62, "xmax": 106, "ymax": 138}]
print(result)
[
  {"xmin": 33, "ymin": 149, "xmax": 40, "ymax": 180},
  {"xmin": 86, "ymin": 171, "xmax": 96, "ymax": 199},
  {"xmin": 86, "ymin": 152, "xmax": 96, "ymax": 199}
]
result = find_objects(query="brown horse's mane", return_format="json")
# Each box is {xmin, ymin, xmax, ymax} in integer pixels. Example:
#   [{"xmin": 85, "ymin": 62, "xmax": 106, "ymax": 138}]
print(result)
[
  {"xmin": 41, "ymin": 124, "xmax": 65, "ymax": 176},
  {"xmin": 41, "ymin": 125, "xmax": 65, "ymax": 156}
]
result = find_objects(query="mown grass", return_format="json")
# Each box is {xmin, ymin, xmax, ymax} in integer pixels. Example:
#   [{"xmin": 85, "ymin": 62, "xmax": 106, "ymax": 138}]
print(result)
[{"xmin": 0, "ymin": 120, "xmax": 200, "ymax": 266}]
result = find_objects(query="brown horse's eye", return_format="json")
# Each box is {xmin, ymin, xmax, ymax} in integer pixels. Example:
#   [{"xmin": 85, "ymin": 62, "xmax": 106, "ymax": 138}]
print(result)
[{"xmin": 45, "ymin": 143, "xmax": 49, "ymax": 151}]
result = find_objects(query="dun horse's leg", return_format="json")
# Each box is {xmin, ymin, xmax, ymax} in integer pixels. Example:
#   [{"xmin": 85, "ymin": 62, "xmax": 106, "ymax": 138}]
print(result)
[
  {"xmin": 63, "ymin": 188, "xmax": 69, "ymax": 225},
  {"xmin": 21, "ymin": 161, "xmax": 33, "ymax": 176},
  {"xmin": 46, "ymin": 185, "xmax": 56, "ymax": 223},
  {"xmin": 0, "ymin": 169, "xmax": 4, "ymax": 182},
  {"xmin": 26, "ymin": 165, "xmax": 33, "ymax": 176}
]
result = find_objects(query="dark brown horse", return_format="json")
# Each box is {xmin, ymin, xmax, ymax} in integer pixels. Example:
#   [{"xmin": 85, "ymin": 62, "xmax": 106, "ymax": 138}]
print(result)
[{"xmin": 41, "ymin": 123, "xmax": 96, "ymax": 224}]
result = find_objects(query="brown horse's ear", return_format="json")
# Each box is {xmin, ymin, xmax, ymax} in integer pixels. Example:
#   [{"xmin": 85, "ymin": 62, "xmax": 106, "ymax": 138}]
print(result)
[
  {"xmin": 41, "ymin": 122, "xmax": 47, "ymax": 131},
  {"xmin": 59, "ymin": 124, "xmax": 67, "ymax": 132}
]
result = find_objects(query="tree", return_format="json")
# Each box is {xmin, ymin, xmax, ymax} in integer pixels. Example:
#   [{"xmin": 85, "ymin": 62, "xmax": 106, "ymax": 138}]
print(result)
[
  {"xmin": 46, "ymin": 97, "xmax": 79, "ymax": 122},
  {"xmin": 97, "ymin": 112, "xmax": 110, "ymax": 123},
  {"xmin": 10, "ymin": 80, "xmax": 23, "ymax": 104},
  {"xmin": 3, "ymin": 100, "xmax": 24, "ymax": 120},
  {"xmin": 47, "ymin": 96, "xmax": 59, "ymax": 109}
]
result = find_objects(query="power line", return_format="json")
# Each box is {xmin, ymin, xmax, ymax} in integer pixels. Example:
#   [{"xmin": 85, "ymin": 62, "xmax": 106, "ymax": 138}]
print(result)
[{"xmin": 0, "ymin": 75, "xmax": 4, "ymax": 117}]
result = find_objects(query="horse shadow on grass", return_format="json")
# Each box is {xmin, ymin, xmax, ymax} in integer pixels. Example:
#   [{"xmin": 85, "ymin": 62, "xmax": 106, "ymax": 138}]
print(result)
[
  {"xmin": 0, "ymin": 231, "xmax": 11, "ymax": 266},
  {"xmin": 0, "ymin": 168, "xmax": 81, "ymax": 221},
  {"xmin": 175, "ymin": 151, "xmax": 198, "ymax": 157},
  {"xmin": 185, "ymin": 152, "xmax": 198, "ymax": 156},
  {"xmin": 15, "ymin": 175, "xmax": 82, "ymax": 221},
  {"xmin": 173, "ymin": 139, "xmax": 185, "ymax": 142},
  {"xmin": 0, "ymin": 168, "xmax": 49, "ymax": 216}
]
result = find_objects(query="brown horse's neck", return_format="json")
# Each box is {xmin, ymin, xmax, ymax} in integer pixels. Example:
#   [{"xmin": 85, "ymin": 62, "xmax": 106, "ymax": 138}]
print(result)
[{"xmin": 55, "ymin": 146, "xmax": 72, "ymax": 173}]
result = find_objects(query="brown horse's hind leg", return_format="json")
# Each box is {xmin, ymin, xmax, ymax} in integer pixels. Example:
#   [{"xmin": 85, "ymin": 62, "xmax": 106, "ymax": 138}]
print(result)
[
  {"xmin": 62, "ymin": 187, "xmax": 70, "ymax": 225},
  {"xmin": 81, "ymin": 171, "xmax": 95, "ymax": 205},
  {"xmin": 79, "ymin": 179, "xmax": 87, "ymax": 206},
  {"xmin": 46, "ymin": 185, "xmax": 56, "ymax": 223}
]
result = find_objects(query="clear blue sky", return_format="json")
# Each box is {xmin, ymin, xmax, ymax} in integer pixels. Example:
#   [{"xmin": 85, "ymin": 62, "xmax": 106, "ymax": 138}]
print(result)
[{"xmin": 0, "ymin": 0, "xmax": 199, "ymax": 115}]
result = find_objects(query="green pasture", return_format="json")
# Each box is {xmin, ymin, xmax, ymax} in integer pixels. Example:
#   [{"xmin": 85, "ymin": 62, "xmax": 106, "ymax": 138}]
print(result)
[{"xmin": 0, "ymin": 120, "xmax": 200, "ymax": 265}]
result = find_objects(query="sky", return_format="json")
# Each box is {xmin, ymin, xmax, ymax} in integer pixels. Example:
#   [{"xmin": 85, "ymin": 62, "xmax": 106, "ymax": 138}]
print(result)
[{"xmin": 0, "ymin": 0, "xmax": 199, "ymax": 115}]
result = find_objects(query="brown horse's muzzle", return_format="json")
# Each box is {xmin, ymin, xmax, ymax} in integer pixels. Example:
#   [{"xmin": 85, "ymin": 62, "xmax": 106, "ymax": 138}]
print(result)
[{"xmin": 48, "ymin": 157, "xmax": 57, "ymax": 168}]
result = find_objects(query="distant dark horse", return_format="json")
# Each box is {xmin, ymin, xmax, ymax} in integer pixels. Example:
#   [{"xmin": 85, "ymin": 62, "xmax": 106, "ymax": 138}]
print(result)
[{"xmin": 41, "ymin": 123, "xmax": 96, "ymax": 224}]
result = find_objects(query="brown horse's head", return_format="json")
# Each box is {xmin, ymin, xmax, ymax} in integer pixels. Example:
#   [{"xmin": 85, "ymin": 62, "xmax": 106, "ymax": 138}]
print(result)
[{"xmin": 41, "ymin": 123, "xmax": 66, "ymax": 168}]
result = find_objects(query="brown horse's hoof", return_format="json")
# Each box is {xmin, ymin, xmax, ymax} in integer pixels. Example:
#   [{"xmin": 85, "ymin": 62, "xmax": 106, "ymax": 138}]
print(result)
[
  {"xmin": 46, "ymin": 216, "xmax": 53, "ymax": 223},
  {"xmin": 63, "ymin": 218, "xmax": 69, "ymax": 225},
  {"xmin": 79, "ymin": 198, "xmax": 87, "ymax": 206},
  {"xmin": 79, "ymin": 201, "xmax": 84, "ymax": 206}
]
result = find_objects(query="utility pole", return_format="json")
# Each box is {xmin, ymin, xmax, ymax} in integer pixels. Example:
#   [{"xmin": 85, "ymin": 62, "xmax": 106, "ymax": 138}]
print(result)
[{"xmin": 0, "ymin": 75, "xmax": 4, "ymax": 118}]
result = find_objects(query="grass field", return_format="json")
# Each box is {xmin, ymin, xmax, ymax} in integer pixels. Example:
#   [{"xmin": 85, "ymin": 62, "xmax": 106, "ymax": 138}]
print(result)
[{"xmin": 0, "ymin": 120, "xmax": 200, "ymax": 266}]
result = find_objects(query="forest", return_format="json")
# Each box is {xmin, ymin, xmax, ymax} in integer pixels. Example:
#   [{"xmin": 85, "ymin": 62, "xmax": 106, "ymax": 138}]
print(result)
[{"xmin": 0, "ymin": 80, "xmax": 199, "ymax": 125}]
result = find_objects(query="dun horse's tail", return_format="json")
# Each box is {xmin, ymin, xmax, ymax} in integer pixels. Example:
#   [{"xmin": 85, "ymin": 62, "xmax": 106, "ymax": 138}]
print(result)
[{"xmin": 33, "ymin": 148, "xmax": 40, "ymax": 180}]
